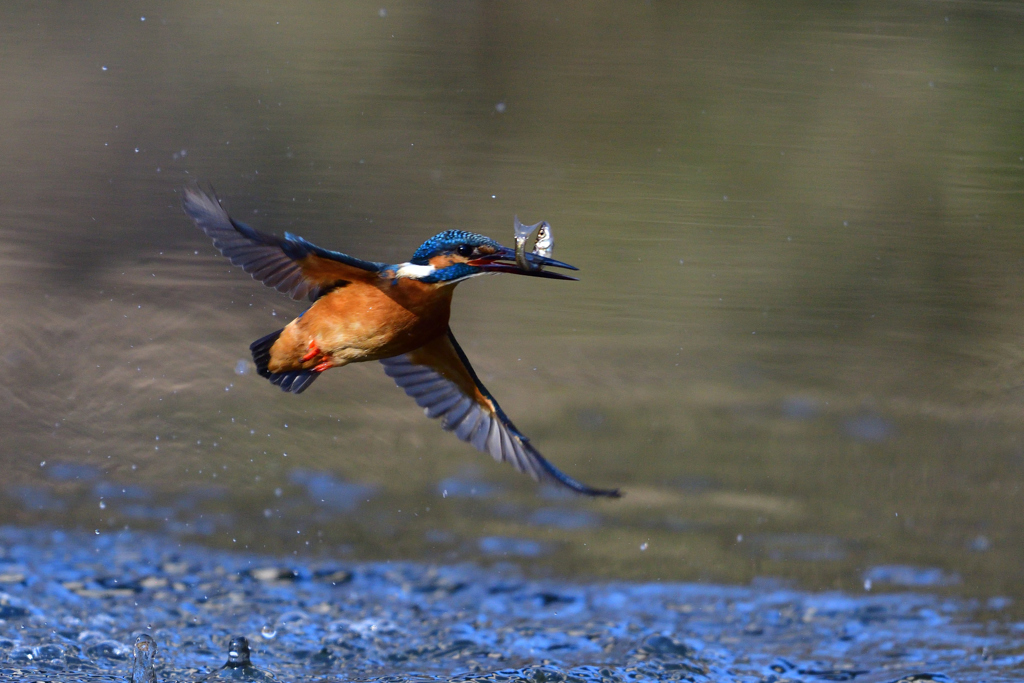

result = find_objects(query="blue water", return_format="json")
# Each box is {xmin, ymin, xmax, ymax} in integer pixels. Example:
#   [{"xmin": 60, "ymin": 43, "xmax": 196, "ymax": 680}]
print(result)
[{"xmin": 0, "ymin": 527, "xmax": 1018, "ymax": 682}]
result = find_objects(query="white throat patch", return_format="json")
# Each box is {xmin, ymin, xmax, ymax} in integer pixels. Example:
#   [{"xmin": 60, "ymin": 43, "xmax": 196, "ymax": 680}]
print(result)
[{"xmin": 394, "ymin": 262, "xmax": 437, "ymax": 279}]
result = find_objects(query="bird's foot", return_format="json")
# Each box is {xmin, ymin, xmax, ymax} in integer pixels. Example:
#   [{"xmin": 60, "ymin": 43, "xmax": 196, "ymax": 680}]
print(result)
[
  {"xmin": 312, "ymin": 360, "xmax": 333, "ymax": 372},
  {"xmin": 301, "ymin": 340, "xmax": 321, "ymax": 362}
]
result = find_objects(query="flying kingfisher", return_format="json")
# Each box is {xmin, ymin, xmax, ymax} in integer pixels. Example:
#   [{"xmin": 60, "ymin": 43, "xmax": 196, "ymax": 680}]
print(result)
[{"xmin": 183, "ymin": 187, "xmax": 619, "ymax": 498}]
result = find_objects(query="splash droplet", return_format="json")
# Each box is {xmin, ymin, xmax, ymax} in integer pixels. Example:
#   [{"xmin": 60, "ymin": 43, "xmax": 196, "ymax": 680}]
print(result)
[
  {"xmin": 226, "ymin": 636, "xmax": 252, "ymax": 666},
  {"xmin": 130, "ymin": 634, "xmax": 158, "ymax": 683}
]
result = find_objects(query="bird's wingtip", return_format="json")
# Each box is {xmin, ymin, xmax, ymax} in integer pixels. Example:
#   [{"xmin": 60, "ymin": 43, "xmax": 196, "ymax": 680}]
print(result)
[
  {"xmin": 182, "ymin": 183, "xmax": 212, "ymax": 211},
  {"xmin": 583, "ymin": 485, "xmax": 623, "ymax": 499},
  {"xmin": 181, "ymin": 182, "xmax": 223, "ymax": 212}
]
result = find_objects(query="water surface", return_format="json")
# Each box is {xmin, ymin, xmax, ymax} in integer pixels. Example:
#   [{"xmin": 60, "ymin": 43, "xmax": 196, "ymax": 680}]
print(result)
[
  {"xmin": 1, "ymin": 0, "xmax": 1023, "ymax": 627},
  {"xmin": 1, "ymin": 528, "xmax": 1019, "ymax": 682}
]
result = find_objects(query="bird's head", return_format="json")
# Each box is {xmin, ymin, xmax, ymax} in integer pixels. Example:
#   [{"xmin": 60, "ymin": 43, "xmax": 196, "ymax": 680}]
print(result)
[{"xmin": 394, "ymin": 229, "xmax": 578, "ymax": 284}]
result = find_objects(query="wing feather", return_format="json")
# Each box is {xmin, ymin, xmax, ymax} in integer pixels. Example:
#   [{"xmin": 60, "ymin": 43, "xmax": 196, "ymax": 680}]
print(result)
[
  {"xmin": 470, "ymin": 416, "xmax": 492, "ymax": 452},
  {"xmin": 424, "ymin": 390, "xmax": 463, "ymax": 418},
  {"xmin": 452, "ymin": 406, "xmax": 483, "ymax": 440},
  {"xmin": 380, "ymin": 330, "xmax": 620, "ymax": 497},
  {"xmin": 485, "ymin": 420, "xmax": 504, "ymax": 464},
  {"xmin": 444, "ymin": 398, "xmax": 476, "ymax": 431},
  {"xmin": 183, "ymin": 186, "xmax": 384, "ymax": 301},
  {"xmin": 405, "ymin": 378, "xmax": 447, "ymax": 393}
]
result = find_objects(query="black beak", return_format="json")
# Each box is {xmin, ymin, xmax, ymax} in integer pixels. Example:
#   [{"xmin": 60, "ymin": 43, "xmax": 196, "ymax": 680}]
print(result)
[{"xmin": 468, "ymin": 246, "xmax": 579, "ymax": 281}]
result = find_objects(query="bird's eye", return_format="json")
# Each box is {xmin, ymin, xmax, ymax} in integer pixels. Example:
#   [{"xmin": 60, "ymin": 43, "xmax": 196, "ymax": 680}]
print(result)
[{"xmin": 456, "ymin": 244, "xmax": 474, "ymax": 257}]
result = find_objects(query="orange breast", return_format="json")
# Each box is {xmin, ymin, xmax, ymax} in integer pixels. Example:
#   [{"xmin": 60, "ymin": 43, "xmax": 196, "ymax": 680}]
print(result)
[{"xmin": 269, "ymin": 278, "xmax": 454, "ymax": 372}]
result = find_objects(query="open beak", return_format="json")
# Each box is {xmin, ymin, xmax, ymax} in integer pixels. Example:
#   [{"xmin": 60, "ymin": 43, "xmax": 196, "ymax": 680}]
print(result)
[{"xmin": 468, "ymin": 246, "xmax": 579, "ymax": 280}]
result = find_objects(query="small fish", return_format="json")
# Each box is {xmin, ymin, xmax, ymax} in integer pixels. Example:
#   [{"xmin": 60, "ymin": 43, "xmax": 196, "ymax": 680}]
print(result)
[
  {"xmin": 512, "ymin": 216, "xmax": 554, "ymax": 272},
  {"xmin": 534, "ymin": 222, "xmax": 554, "ymax": 259}
]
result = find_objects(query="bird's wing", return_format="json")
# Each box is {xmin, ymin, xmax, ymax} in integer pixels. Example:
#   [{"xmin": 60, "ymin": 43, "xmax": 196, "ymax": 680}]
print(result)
[
  {"xmin": 183, "ymin": 186, "xmax": 384, "ymax": 301},
  {"xmin": 380, "ymin": 330, "xmax": 620, "ymax": 497}
]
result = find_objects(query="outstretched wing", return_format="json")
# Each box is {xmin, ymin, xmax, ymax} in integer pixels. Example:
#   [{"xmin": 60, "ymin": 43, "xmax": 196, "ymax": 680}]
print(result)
[
  {"xmin": 183, "ymin": 186, "xmax": 384, "ymax": 301},
  {"xmin": 380, "ymin": 330, "xmax": 620, "ymax": 497}
]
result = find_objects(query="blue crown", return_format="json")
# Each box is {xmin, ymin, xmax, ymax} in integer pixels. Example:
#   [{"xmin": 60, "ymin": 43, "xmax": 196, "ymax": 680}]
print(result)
[{"xmin": 410, "ymin": 230, "xmax": 501, "ymax": 265}]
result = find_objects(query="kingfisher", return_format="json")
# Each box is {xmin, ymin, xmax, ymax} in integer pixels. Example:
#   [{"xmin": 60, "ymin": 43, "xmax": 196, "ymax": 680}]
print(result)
[{"xmin": 183, "ymin": 187, "xmax": 619, "ymax": 498}]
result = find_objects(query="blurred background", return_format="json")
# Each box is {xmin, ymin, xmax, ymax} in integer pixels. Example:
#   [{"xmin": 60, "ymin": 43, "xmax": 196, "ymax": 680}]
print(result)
[{"xmin": 1, "ymin": 1, "xmax": 1023, "ymax": 605}]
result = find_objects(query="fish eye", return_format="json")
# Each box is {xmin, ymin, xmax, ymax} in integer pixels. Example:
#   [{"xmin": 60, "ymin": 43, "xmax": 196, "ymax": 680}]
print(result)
[{"xmin": 456, "ymin": 244, "xmax": 474, "ymax": 257}]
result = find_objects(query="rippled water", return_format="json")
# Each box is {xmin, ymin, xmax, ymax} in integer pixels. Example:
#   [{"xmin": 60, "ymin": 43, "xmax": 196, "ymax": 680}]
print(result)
[
  {"xmin": 1, "ymin": 3, "xmax": 1024, "ymax": 679},
  {"xmin": 2, "ymin": 528, "xmax": 1021, "ymax": 682}
]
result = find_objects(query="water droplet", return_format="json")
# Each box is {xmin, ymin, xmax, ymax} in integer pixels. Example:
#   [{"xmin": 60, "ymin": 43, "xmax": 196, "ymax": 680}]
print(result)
[
  {"xmin": 227, "ymin": 635, "xmax": 253, "ymax": 665},
  {"xmin": 640, "ymin": 542, "xmax": 648, "ymax": 551},
  {"xmin": 131, "ymin": 634, "xmax": 157, "ymax": 683},
  {"xmin": 260, "ymin": 625, "xmax": 277, "ymax": 640}
]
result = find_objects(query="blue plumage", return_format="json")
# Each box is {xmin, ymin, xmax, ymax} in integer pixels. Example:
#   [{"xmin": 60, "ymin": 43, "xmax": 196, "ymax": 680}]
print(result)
[
  {"xmin": 184, "ymin": 186, "xmax": 614, "ymax": 497},
  {"xmin": 410, "ymin": 230, "xmax": 501, "ymax": 265},
  {"xmin": 417, "ymin": 263, "xmax": 477, "ymax": 284}
]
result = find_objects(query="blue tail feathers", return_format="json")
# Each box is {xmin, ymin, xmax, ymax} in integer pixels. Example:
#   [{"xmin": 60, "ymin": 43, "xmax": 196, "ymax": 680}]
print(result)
[
  {"xmin": 268, "ymin": 370, "xmax": 319, "ymax": 394},
  {"xmin": 250, "ymin": 329, "xmax": 282, "ymax": 378},
  {"xmin": 249, "ymin": 329, "xmax": 319, "ymax": 395}
]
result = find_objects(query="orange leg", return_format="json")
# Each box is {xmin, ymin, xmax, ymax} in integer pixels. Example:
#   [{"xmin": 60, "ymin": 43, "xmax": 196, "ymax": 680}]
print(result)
[
  {"xmin": 301, "ymin": 340, "xmax": 321, "ymax": 362},
  {"xmin": 312, "ymin": 360, "xmax": 333, "ymax": 372}
]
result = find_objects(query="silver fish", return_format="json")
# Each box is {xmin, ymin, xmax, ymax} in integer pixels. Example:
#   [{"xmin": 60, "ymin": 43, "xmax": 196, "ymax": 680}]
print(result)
[
  {"xmin": 512, "ymin": 215, "xmax": 553, "ymax": 272},
  {"xmin": 533, "ymin": 222, "xmax": 553, "ymax": 259}
]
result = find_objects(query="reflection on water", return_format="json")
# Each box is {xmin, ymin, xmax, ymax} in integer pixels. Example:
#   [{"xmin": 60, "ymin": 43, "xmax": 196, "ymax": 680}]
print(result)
[{"xmin": 0, "ymin": 0, "xmax": 1023, "ymax": 614}]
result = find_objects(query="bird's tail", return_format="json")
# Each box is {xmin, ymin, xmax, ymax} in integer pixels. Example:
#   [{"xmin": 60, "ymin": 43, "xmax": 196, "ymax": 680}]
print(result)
[
  {"xmin": 250, "ymin": 329, "xmax": 282, "ymax": 378},
  {"xmin": 249, "ymin": 329, "xmax": 320, "ymax": 395}
]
